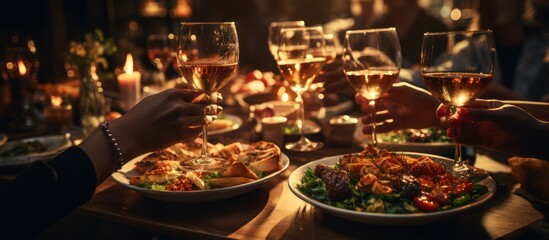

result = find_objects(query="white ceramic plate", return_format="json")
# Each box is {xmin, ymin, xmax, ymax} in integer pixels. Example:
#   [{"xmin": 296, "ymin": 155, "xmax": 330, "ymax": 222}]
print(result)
[
  {"xmin": 288, "ymin": 152, "xmax": 496, "ymax": 225},
  {"xmin": 0, "ymin": 135, "xmax": 71, "ymax": 167},
  {"xmin": 208, "ymin": 114, "xmax": 242, "ymax": 135},
  {"xmin": 111, "ymin": 150, "xmax": 289, "ymax": 202}
]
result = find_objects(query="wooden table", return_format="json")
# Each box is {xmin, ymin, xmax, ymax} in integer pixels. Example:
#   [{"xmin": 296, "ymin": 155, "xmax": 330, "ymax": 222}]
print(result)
[{"xmin": 38, "ymin": 108, "xmax": 547, "ymax": 239}]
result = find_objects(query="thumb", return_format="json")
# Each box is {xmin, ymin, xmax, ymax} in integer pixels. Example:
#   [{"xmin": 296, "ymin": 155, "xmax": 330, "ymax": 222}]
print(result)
[{"xmin": 436, "ymin": 104, "xmax": 449, "ymax": 118}]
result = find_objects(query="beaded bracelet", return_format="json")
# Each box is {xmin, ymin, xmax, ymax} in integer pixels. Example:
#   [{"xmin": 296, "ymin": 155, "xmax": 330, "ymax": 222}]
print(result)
[{"xmin": 100, "ymin": 121, "xmax": 124, "ymax": 170}]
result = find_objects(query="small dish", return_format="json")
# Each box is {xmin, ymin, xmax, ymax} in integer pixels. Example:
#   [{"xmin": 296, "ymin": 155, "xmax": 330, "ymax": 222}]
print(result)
[
  {"xmin": 354, "ymin": 123, "xmax": 455, "ymax": 157},
  {"xmin": 207, "ymin": 114, "xmax": 242, "ymax": 135},
  {"xmin": 0, "ymin": 135, "xmax": 71, "ymax": 167}
]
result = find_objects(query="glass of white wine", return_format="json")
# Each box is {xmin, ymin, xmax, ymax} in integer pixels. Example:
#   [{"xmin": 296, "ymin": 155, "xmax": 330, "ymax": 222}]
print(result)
[
  {"xmin": 176, "ymin": 22, "xmax": 239, "ymax": 171},
  {"xmin": 277, "ymin": 26, "xmax": 326, "ymax": 151},
  {"xmin": 342, "ymin": 28, "xmax": 402, "ymax": 147},
  {"xmin": 421, "ymin": 30, "xmax": 495, "ymax": 178}
]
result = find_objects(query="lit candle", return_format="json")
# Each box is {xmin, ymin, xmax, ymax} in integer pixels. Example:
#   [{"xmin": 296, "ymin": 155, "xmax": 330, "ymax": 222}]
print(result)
[
  {"xmin": 8, "ymin": 60, "xmax": 28, "ymax": 101},
  {"xmin": 18, "ymin": 60, "xmax": 27, "ymax": 76},
  {"xmin": 117, "ymin": 53, "xmax": 141, "ymax": 111}
]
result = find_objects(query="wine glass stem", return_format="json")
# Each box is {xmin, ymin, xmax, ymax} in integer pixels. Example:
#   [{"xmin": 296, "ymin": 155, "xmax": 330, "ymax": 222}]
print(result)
[
  {"xmin": 369, "ymin": 100, "xmax": 377, "ymax": 147},
  {"xmin": 449, "ymin": 106, "xmax": 465, "ymax": 171},
  {"xmin": 200, "ymin": 123, "xmax": 209, "ymax": 159},
  {"xmin": 296, "ymin": 91, "xmax": 307, "ymax": 141}
]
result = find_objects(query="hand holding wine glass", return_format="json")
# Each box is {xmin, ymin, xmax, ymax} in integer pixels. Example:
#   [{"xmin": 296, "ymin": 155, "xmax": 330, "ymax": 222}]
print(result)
[
  {"xmin": 342, "ymin": 28, "xmax": 402, "ymax": 146},
  {"xmin": 421, "ymin": 30, "xmax": 496, "ymax": 178},
  {"xmin": 176, "ymin": 22, "xmax": 239, "ymax": 171},
  {"xmin": 276, "ymin": 26, "xmax": 326, "ymax": 151}
]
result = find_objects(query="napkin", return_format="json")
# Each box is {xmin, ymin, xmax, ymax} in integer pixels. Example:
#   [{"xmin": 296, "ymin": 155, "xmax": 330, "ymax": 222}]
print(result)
[{"xmin": 508, "ymin": 156, "xmax": 549, "ymax": 204}]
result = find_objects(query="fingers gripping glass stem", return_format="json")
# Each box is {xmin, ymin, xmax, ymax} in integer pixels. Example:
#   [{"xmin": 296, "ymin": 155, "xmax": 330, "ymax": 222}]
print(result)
[
  {"xmin": 369, "ymin": 100, "xmax": 378, "ymax": 147},
  {"xmin": 177, "ymin": 22, "xmax": 238, "ymax": 172}
]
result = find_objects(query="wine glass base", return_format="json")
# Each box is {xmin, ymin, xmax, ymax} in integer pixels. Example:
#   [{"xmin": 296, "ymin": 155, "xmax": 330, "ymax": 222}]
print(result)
[
  {"xmin": 180, "ymin": 156, "xmax": 230, "ymax": 172},
  {"xmin": 451, "ymin": 164, "xmax": 489, "ymax": 181},
  {"xmin": 285, "ymin": 138, "xmax": 323, "ymax": 152}
]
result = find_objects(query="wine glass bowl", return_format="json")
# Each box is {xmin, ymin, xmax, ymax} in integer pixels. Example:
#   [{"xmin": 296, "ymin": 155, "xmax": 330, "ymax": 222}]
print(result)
[
  {"xmin": 342, "ymin": 28, "xmax": 402, "ymax": 146},
  {"xmin": 268, "ymin": 21, "xmax": 306, "ymax": 60},
  {"xmin": 276, "ymin": 26, "xmax": 326, "ymax": 152},
  {"xmin": 420, "ymin": 30, "xmax": 496, "ymax": 178},
  {"xmin": 176, "ymin": 22, "xmax": 239, "ymax": 172}
]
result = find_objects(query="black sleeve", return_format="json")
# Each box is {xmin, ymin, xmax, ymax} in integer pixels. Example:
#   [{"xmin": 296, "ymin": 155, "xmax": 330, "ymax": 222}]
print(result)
[{"xmin": 0, "ymin": 146, "xmax": 97, "ymax": 238}]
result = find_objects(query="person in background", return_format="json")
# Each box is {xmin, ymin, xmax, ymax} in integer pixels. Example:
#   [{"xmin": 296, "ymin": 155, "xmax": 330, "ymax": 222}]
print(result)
[
  {"xmin": 473, "ymin": 0, "xmax": 549, "ymax": 101},
  {"xmin": 367, "ymin": 0, "xmax": 450, "ymax": 68},
  {"xmin": 316, "ymin": 0, "xmax": 549, "ymax": 102},
  {"xmin": 1, "ymin": 89, "xmax": 209, "ymax": 238},
  {"xmin": 355, "ymin": 81, "xmax": 549, "ymax": 160},
  {"xmin": 314, "ymin": 0, "xmax": 450, "ymax": 97}
]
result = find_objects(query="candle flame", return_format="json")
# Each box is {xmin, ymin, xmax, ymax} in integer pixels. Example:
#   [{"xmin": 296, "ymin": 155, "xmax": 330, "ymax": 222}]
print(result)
[
  {"xmin": 50, "ymin": 96, "xmax": 63, "ymax": 108},
  {"xmin": 124, "ymin": 53, "xmax": 134, "ymax": 74},
  {"xmin": 18, "ymin": 60, "xmax": 27, "ymax": 76}
]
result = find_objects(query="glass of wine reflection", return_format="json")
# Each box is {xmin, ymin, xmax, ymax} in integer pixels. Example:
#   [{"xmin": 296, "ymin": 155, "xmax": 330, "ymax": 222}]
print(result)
[
  {"xmin": 276, "ymin": 26, "xmax": 327, "ymax": 151},
  {"xmin": 147, "ymin": 34, "xmax": 173, "ymax": 87},
  {"xmin": 342, "ymin": 28, "xmax": 402, "ymax": 147},
  {"xmin": 421, "ymin": 30, "xmax": 495, "ymax": 178},
  {"xmin": 176, "ymin": 22, "xmax": 239, "ymax": 171}
]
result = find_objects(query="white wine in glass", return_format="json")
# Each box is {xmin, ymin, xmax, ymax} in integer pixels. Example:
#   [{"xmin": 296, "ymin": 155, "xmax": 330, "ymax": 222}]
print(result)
[
  {"xmin": 342, "ymin": 28, "xmax": 402, "ymax": 146},
  {"xmin": 277, "ymin": 26, "xmax": 326, "ymax": 152},
  {"xmin": 176, "ymin": 22, "xmax": 239, "ymax": 172},
  {"xmin": 421, "ymin": 30, "xmax": 495, "ymax": 178}
]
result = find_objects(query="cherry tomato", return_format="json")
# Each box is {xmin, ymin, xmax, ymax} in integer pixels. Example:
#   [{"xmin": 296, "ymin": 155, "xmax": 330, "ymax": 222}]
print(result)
[
  {"xmin": 453, "ymin": 181, "xmax": 473, "ymax": 195},
  {"xmin": 413, "ymin": 195, "xmax": 439, "ymax": 212}
]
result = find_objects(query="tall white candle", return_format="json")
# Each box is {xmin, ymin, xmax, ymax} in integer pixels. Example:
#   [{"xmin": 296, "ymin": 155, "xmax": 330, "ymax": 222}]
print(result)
[{"xmin": 117, "ymin": 53, "xmax": 141, "ymax": 111}]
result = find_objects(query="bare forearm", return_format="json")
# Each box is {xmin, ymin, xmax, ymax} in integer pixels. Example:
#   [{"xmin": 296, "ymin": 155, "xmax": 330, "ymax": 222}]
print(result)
[{"xmin": 502, "ymin": 100, "xmax": 549, "ymax": 121}]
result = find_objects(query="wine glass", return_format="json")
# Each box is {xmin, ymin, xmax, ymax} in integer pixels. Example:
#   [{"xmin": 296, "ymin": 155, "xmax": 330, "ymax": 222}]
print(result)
[
  {"xmin": 268, "ymin": 21, "xmax": 305, "ymax": 64},
  {"xmin": 342, "ymin": 28, "xmax": 402, "ymax": 147},
  {"xmin": 147, "ymin": 34, "xmax": 173, "ymax": 87},
  {"xmin": 176, "ymin": 22, "xmax": 239, "ymax": 171},
  {"xmin": 421, "ymin": 30, "xmax": 495, "ymax": 178},
  {"xmin": 276, "ymin": 26, "xmax": 326, "ymax": 151}
]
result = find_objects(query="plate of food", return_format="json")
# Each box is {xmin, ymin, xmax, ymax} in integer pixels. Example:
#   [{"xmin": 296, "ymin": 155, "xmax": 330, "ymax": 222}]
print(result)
[
  {"xmin": 355, "ymin": 125, "xmax": 454, "ymax": 156},
  {"xmin": 288, "ymin": 146, "xmax": 495, "ymax": 225},
  {"xmin": 207, "ymin": 114, "xmax": 242, "ymax": 135},
  {"xmin": 0, "ymin": 135, "xmax": 71, "ymax": 167},
  {"xmin": 111, "ymin": 139, "xmax": 289, "ymax": 202}
]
